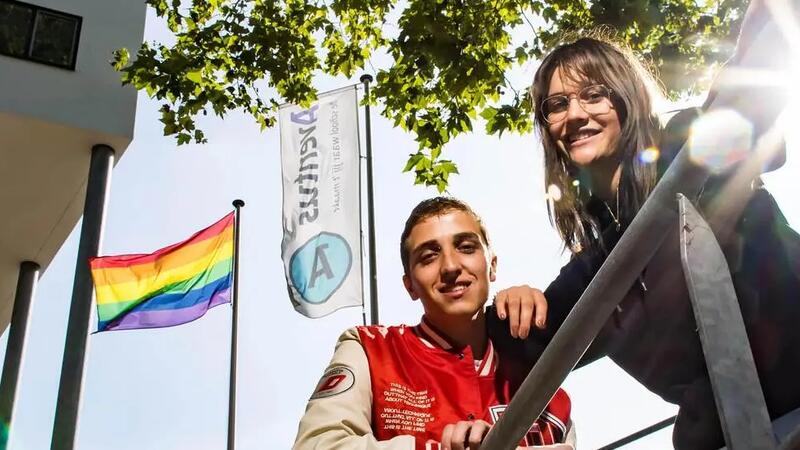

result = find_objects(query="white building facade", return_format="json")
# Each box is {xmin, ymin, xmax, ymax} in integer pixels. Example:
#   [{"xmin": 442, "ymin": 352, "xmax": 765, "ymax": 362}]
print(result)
[{"xmin": 0, "ymin": 0, "xmax": 146, "ymax": 329}]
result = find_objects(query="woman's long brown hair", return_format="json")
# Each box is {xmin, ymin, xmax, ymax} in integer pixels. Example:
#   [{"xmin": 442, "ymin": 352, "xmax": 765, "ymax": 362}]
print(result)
[{"xmin": 531, "ymin": 35, "xmax": 664, "ymax": 253}]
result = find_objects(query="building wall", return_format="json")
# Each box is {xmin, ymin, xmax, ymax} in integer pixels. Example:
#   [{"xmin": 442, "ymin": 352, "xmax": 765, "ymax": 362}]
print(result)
[
  {"xmin": 0, "ymin": 0, "xmax": 146, "ymax": 139},
  {"xmin": 0, "ymin": 0, "xmax": 147, "ymax": 329}
]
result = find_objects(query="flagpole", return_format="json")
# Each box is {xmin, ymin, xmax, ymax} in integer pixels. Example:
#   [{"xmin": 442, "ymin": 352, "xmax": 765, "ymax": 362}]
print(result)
[
  {"xmin": 359, "ymin": 74, "xmax": 379, "ymax": 325},
  {"xmin": 354, "ymin": 84, "xmax": 368, "ymax": 328},
  {"xmin": 228, "ymin": 199, "xmax": 244, "ymax": 450}
]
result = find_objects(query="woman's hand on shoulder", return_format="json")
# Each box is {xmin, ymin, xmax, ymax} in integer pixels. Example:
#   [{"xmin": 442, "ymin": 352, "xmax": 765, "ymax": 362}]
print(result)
[{"xmin": 493, "ymin": 285, "xmax": 548, "ymax": 339}]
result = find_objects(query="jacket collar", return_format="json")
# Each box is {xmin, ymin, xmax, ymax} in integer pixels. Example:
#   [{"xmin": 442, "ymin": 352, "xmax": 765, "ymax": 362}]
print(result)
[{"xmin": 413, "ymin": 316, "xmax": 496, "ymax": 375}]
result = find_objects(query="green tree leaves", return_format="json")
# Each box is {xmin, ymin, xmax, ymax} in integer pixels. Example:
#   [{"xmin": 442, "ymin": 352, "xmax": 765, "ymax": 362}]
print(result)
[{"xmin": 115, "ymin": 0, "xmax": 748, "ymax": 189}]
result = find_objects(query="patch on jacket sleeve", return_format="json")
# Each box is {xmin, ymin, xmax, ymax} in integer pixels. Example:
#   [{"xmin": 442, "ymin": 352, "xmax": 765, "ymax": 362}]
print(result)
[{"xmin": 310, "ymin": 366, "xmax": 355, "ymax": 399}]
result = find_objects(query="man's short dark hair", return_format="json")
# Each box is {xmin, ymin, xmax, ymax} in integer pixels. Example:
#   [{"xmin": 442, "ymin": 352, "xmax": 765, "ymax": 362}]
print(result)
[{"xmin": 400, "ymin": 197, "xmax": 490, "ymax": 274}]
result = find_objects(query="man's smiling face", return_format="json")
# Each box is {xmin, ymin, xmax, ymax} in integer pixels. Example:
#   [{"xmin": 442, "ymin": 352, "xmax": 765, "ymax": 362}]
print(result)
[{"xmin": 402, "ymin": 209, "xmax": 496, "ymax": 325}]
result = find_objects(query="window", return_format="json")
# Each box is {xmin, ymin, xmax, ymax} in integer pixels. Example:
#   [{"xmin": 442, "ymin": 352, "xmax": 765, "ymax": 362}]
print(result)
[{"xmin": 0, "ymin": 0, "xmax": 81, "ymax": 70}]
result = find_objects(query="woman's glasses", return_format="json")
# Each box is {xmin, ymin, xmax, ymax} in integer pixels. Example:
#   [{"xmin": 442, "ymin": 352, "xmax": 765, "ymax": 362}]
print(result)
[{"xmin": 540, "ymin": 84, "xmax": 613, "ymax": 124}]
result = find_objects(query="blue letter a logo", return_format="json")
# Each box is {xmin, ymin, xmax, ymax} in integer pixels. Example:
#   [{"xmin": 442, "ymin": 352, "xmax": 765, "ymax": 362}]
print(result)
[{"xmin": 289, "ymin": 232, "xmax": 352, "ymax": 304}]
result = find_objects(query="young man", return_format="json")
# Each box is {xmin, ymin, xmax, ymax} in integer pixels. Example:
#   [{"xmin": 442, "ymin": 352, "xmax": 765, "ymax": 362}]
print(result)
[{"xmin": 293, "ymin": 197, "xmax": 575, "ymax": 450}]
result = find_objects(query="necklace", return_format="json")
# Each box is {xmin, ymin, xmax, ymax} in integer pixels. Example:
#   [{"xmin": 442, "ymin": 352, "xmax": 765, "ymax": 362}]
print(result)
[{"xmin": 603, "ymin": 188, "xmax": 621, "ymax": 231}]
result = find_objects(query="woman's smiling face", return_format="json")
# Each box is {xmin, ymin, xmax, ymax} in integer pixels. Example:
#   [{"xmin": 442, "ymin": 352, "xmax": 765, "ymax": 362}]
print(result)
[{"xmin": 546, "ymin": 67, "xmax": 622, "ymax": 168}]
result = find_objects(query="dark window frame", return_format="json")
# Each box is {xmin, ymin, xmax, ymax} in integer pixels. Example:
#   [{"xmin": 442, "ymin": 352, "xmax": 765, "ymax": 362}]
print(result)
[{"xmin": 0, "ymin": 0, "xmax": 82, "ymax": 70}]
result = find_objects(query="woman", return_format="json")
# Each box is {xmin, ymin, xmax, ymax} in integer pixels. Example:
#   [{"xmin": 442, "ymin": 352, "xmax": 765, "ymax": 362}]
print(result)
[
  {"xmin": 489, "ymin": 32, "xmax": 800, "ymax": 449},
  {"xmin": 534, "ymin": 35, "xmax": 661, "ymax": 254}
]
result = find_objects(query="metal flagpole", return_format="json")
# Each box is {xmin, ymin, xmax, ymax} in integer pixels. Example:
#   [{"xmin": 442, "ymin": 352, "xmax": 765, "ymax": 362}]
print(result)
[
  {"xmin": 359, "ymin": 74, "xmax": 379, "ymax": 325},
  {"xmin": 52, "ymin": 144, "xmax": 115, "ymax": 450},
  {"xmin": 353, "ymin": 84, "xmax": 368, "ymax": 328},
  {"xmin": 228, "ymin": 199, "xmax": 244, "ymax": 450}
]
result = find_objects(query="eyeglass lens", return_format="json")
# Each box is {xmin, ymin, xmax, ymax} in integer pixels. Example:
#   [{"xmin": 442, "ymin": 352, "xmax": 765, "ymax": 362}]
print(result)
[{"xmin": 542, "ymin": 85, "xmax": 611, "ymax": 123}]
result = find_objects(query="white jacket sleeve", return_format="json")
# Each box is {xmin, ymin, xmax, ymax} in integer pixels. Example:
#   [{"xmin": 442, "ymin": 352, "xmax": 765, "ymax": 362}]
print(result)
[{"xmin": 292, "ymin": 328, "xmax": 415, "ymax": 450}]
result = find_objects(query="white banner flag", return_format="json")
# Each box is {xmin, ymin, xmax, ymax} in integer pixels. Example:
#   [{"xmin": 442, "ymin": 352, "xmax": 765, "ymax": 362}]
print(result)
[{"xmin": 279, "ymin": 87, "xmax": 363, "ymax": 318}]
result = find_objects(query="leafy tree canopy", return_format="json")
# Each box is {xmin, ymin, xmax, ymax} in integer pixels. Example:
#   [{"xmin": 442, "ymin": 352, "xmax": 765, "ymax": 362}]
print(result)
[{"xmin": 114, "ymin": 0, "xmax": 748, "ymax": 191}]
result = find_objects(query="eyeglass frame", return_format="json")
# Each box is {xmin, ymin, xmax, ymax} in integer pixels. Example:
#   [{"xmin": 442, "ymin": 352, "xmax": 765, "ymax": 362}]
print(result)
[{"xmin": 539, "ymin": 84, "xmax": 615, "ymax": 124}]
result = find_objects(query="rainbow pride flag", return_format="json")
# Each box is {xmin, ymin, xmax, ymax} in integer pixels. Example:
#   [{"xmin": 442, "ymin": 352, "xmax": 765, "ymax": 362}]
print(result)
[{"xmin": 90, "ymin": 212, "xmax": 235, "ymax": 332}]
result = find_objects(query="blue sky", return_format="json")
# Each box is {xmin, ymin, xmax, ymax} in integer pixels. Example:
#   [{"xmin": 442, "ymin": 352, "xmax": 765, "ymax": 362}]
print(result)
[{"xmin": 3, "ymin": 8, "xmax": 799, "ymax": 450}]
